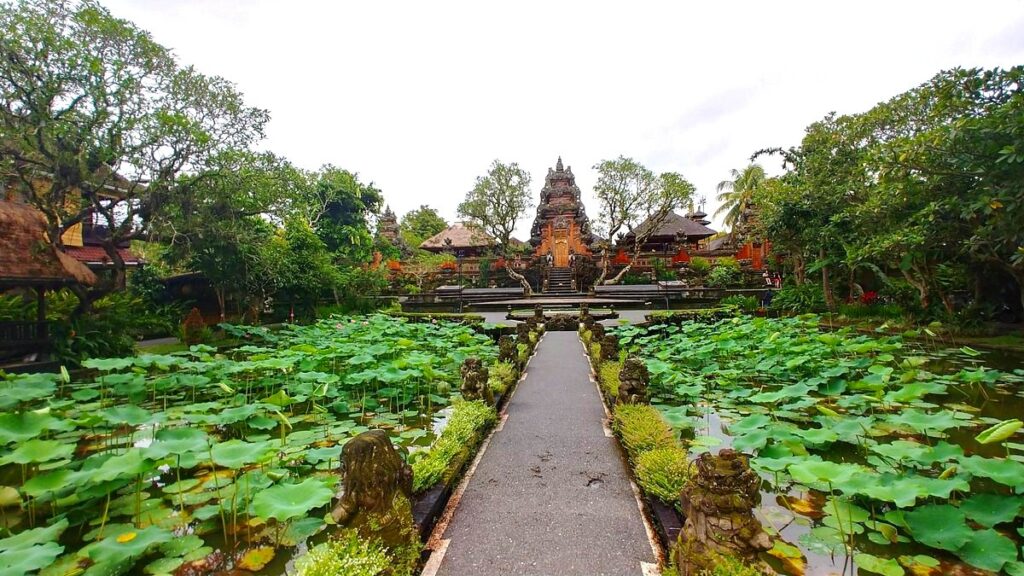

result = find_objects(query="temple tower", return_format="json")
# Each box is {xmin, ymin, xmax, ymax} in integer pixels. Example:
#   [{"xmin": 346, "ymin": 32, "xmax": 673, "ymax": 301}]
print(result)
[{"xmin": 528, "ymin": 157, "xmax": 594, "ymax": 267}]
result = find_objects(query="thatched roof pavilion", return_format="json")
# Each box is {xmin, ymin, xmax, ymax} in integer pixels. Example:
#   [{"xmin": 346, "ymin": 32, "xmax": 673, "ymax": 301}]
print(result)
[
  {"xmin": 0, "ymin": 201, "xmax": 96, "ymax": 288},
  {"xmin": 419, "ymin": 223, "xmax": 496, "ymax": 256}
]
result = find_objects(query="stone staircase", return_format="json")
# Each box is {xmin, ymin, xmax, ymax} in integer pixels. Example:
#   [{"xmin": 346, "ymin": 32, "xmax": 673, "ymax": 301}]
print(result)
[{"xmin": 545, "ymin": 267, "xmax": 575, "ymax": 295}]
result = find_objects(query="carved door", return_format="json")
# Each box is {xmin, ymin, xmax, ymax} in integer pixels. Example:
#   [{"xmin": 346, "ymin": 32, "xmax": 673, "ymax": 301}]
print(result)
[{"xmin": 554, "ymin": 230, "xmax": 569, "ymax": 267}]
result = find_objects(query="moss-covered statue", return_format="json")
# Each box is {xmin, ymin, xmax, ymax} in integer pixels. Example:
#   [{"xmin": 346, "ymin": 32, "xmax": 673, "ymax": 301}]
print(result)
[
  {"xmin": 672, "ymin": 449, "xmax": 771, "ymax": 574},
  {"xmin": 460, "ymin": 357, "xmax": 493, "ymax": 405},
  {"xmin": 498, "ymin": 334, "xmax": 518, "ymax": 366},
  {"xmin": 590, "ymin": 322, "xmax": 606, "ymax": 343},
  {"xmin": 617, "ymin": 356, "xmax": 649, "ymax": 404},
  {"xmin": 600, "ymin": 334, "xmax": 619, "ymax": 362}
]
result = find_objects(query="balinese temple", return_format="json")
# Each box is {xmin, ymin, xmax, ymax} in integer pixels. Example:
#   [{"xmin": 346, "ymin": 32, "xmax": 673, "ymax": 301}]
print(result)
[
  {"xmin": 375, "ymin": 206, "xmax": 409, "ymax": 256},
  {"xmin": 419, "ymin": 222, "xmax": 496, "ymax": 257},
  {"xmin": 528, "ymin": 157, "xmax": 594, "ymax": 267}
]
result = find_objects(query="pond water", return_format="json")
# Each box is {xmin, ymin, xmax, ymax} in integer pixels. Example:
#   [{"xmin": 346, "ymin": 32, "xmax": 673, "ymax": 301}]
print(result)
[
  {"xmin": 0, "ymin": 315, "xmax": 495, "ymax": 576},
  {"xmin": 618, "ymin": 316, "xmax": 1024, "ymax": 575}
]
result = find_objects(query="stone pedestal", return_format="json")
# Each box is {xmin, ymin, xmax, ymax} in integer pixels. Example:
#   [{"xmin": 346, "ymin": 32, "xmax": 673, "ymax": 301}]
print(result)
[{"xmin": 673, "ymin": 449, "xmax": 771, "ymax": 573}]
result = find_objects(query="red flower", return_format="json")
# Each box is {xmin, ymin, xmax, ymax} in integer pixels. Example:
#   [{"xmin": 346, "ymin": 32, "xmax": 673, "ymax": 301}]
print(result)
[{"xmin": 860, "ymin": 291, "xmax": 879, "ymax": 305}]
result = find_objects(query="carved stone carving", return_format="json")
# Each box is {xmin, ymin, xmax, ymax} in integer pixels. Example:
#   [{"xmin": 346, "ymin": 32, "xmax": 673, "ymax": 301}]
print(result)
[
  {"xmin": 617, "ymin": 356, "xmax": 649, "ymax": 404},
  {"xmin": 331, "ymin": 430, "xmax": 414, "ymax": 546},
  {"xmin": 498, "ymin": 334, "xmax": 518, "ymax": 365},
  {"xmin": 672, "ymin": 449, "xmax": 772, "ymax": 572},
  {"xmin": 460, "ymin": 357, "xmax": 493, "ymax": 405},
  {"xmin": 600, "ymin": 334, "xmax": 619, "ymax": 362}
]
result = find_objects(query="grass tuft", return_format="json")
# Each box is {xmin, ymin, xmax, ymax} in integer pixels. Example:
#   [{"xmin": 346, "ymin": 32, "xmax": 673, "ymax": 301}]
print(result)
[
  {"xmin": 411, "ymin": 400, "xmax": 497, "ymax": 493},
  {"xmin": 612, "ymin": 403, "xmax": 675, "ymax": 458}
]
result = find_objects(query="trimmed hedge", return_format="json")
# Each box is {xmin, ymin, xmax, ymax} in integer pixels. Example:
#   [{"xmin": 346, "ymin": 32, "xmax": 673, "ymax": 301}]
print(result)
[{"xmin": 411, "ymin": 400, "xmax": 497, "ymax": 493}]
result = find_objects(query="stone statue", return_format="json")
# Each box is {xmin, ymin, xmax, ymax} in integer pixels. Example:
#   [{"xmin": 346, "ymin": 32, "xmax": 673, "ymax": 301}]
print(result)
[
  {"xmin": 600, "ymin": 334, "xmax": 619, "ymax": 362},
  {"xmin": 460, "ymin": 357, "xmax": 493, "ymax": 405},
  {"xmin": 590, "ymin": 322, "xmax": 605, "ymax": 342},
  {"xmin": 331, "ymin": 430, "xmax": 415, "ymax": 547},
  {"xmin": 617, "ymin": 356, "xmax": 649, "ymax": 404},
  {"xmin": 672, "ymin": 449, "xmax": 772, "ymax": 573},
  {"xmin": 498, "ymin": 334, "xmax": 518, "ymax": 366}
]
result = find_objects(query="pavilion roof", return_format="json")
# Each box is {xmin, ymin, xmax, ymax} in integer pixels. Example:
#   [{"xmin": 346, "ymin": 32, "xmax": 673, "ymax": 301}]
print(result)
[
  {"xmin": 0, "ymin": 201, "xmax": 97, "ymax": 287},
  {"xmin": 624, "ymin": 211, "xmax": 717, "ymax": 242},
  {"xmin": 420, "ymin": 223, "xmax": 496, "ymax": 251}
]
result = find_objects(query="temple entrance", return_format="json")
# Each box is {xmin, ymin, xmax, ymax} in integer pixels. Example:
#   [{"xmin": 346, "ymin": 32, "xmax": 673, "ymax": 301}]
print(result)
[{"xmin": 554, "ymin": 235, "xmax": 569, "ymax": 267}]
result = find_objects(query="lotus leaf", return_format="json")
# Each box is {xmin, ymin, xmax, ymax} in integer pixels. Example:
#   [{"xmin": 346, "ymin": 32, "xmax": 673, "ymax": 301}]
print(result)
[
  {"xmin": 0, "ymin": 541, "xmax": 64, "ymax": 576},
  {"xmin": 903, "ymin": 504, "xmax": 973, "ymax": 552},
  {"xmin": 211, "ymin": 439, "xmax": 274, "ymax": 469},
  {"xmin": 91, "ymin": 451, "xmax": 157, "ymax": 483},
  {"xmin": 86, "ymin": 525, "xmax": 172, "ymax": 564},
  {"xmin": 278, "ymin": 516, "xmax": 325, "ymax": 546},
  {"xmin": 144, "ymin": 556, "xmax": 184, "ymax": 575},
  {"xmin": 252, "ymin": 478, "xmax": 334, "ymax": 522},
  {"xmin": 0, "ymin": 412, "xmax": 70, "ymax": 444},
  {"xmin": 959, "ymin": 493, "xmax": 1023, "ymax": 527},
  {"xmin": 82, "ymin": 358, "xmax": 134, "ymax": 371},
  {"xmin": 788, "ymin": 460, "xmax": 866, "ymax": 487},
  {"xmin": 958, "ymin": 455, "xmax": 1024, "ymax": 488},
  {"xmin": 0, "ymin": 439, "xmax": 74, "ymax": 465},
  {"xmin": 158, "ymin": 534, "xmax": 204, "ymax": 557},
  {"xmin": 854, "ymin": 552, "xmax": 904, "ymax": 576},
  {"xmin": 955, "ymin": 527, "xmax": 1018, "ymax": 572},
  {"xmin": 146, "ymin": 427, "xmax": 209, "ymax": 459}
]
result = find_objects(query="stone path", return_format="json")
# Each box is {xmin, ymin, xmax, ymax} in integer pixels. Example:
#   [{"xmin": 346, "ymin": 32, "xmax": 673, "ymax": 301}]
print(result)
[{"xmin": 429, "ymin": 331, "xmax": 657, "ymax": 576}]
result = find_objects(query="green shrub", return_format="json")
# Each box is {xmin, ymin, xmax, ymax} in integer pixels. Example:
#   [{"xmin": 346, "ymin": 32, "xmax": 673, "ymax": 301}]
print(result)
[
  {"xmin": 412, "ymin": 400, "xmax": 497, "ymax": 492},
  {"xmin": 699, "ymin": 552, "xmax": 762, "ymax": 576},
  {"xmin": 589, "ymin": 342, "xmax": 602, "ymax": 364},
  {"xmin": 635, "ymin": 446, "xmax": 690, "ymax": 506},
  {"xmin": 517, "ymin": 342, "xmax": 530, "ymax": 364},
  {"xmin": 612, "ymin": 404, "xmax": 675, "ymax": 458},
  {"xmin": 488, "ymin": 361, "xmax": 517, "ymax": 395},
  {"xmin": 599, "ymin": 360, "xmax": 622, "ymax": 398},
  {"xmin": 689, "ymin": 257, "xmax": 712, "ymax": 275},
  {"xmin": 838, "ymin": 303, "xmax": 906, "ymax": 320},
  {"xmin": 581, "ymin": 329, "xmax": 592, "ymax": 346},
  {"xmin": 706, "ymin": 265, "xmax": 741, "ymax": 288},
  {"xmin": 771, "ymin": 283, "xmax": 826, "ymax": 313},
  {"xmin": 295, "ymin": 530, "xmax": 391, "ymax": 576},
  {"xmin": 719, "ymin": 295, "xmax": 759, "ymax": 312}
]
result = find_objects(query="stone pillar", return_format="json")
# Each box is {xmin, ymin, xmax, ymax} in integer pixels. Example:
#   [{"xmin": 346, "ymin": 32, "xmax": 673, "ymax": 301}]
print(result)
[
  {"xmin": 331, "ymin": 430, "xmax": 415, "ymax": 547},
  {"xmin": 617, "ymin": 356, "xmax": 649, "ymax": 404},
  {"xmin": 460, "ymin": 357, "xmax": 493, "ymax": 405},
  {"xmin": 672, "ymin": 449, "xmax": 771, "ymax": 573}
]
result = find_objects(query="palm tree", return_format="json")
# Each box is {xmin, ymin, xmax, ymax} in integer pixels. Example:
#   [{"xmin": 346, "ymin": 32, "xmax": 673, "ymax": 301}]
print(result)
[{"xmin": 715, "ymin": 164, "xmax": 766, "ymax": 229}]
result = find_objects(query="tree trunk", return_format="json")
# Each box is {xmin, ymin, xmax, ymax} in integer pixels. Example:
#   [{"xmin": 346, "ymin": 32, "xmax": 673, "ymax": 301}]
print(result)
[
  {"xmin": 594, "ymin": 249, "xmax": 610, "ymax": 286},
  {"xmin": 215, "ymin": 287, "xmax": 226, "ymax": 322},
  {"xmin": 505, "ymin": 265, "xmax": 532, "ymax": 297},
  {"xmin": 605, "ymin": 262, "xmax": 633, "ymax": 285},
  {"xmin": 820, "ymin": 248, "xmax": 835, "ymax": 310},
  {"xmin": 901, "ymin": 268, "xmax": 930, "ymax": 310},
  {"xmin": 792, "ymin": 254, "xmax": 806, "ymax": 286}
]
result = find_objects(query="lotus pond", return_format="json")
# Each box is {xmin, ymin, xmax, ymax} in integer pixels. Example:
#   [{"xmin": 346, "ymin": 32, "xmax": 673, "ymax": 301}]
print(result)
[
  {"xmin": 615, "ymin": 315, "xmax": 1024, "ymax": 576},
  {"xmin": 0, "ymin": 315, "xmax": 496, "ymax": 576}
]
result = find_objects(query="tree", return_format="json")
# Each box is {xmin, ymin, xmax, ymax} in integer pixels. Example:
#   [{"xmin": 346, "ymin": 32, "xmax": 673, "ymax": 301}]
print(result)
[
  {"xmin": 715, "ymin": 164, "xmax": 766, "ymax": 229},
  {"xmin": 592, "ymin": 156, "xmax": 694, "ymax": 284},
  {"xmin": 400, "ymin": 205, "xmax": 448, "ymax": 248},
  {"xmin": 0, "ymin": 0, "xmax": 268, "ymax": 312},
  {"xmin": 458, "ymin": 160, "xmax": 533, "ymax": 252},
  {"xmin": 160, "ymin": 150, "xmax": 303, "ymax": 320},
  {"xmin": 458, "ymin": 159, "xmax": 534, "ymax": 293},
  {"xmin": 298, "ymin": 166, "xmax": 383, "ymax": 266}
]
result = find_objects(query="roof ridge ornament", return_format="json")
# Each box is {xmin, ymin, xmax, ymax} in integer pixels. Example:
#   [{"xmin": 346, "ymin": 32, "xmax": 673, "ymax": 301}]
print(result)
[{"xmin": 555, "ymin": 156, "xmax": 563, "ymax": 171}]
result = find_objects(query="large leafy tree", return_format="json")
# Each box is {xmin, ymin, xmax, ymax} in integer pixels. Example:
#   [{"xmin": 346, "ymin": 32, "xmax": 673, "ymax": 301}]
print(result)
[
  {"xmin": 592, "ymin": 156, "xmax": 693, "ymax": 284},
  {"xmin": 458, "ymin": 159, "xmax": 533, "ymax": 253},
  {"xmin": 400, "ymin": 204, "xmax": 448, "ymax": 248},
  {"xmin": 160, "ymin": 150, "xmax": 303, "ymax": 319},
  {"xmin": 715, "ymin": 164, "xmax": 766, "ymax": 229},
  {"xmin": 0, "ymin": 0, "xmax": 268, "ymax": 311},
  {"xmin": 299, "ymin": 166, "xmax": 383, "ymax": 266}
]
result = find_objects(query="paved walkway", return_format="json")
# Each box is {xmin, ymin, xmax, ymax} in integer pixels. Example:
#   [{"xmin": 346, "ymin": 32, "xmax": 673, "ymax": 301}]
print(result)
[{"xmin": 432, "ymin": 331, "xmax": 656, "ymax": 576}]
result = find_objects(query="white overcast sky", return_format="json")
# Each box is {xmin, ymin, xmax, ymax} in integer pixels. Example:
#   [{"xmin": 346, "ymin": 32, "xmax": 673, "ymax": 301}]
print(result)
[{"xmin": 101, "ymin": 0, "xmax": 1024, "ymax": 236}]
